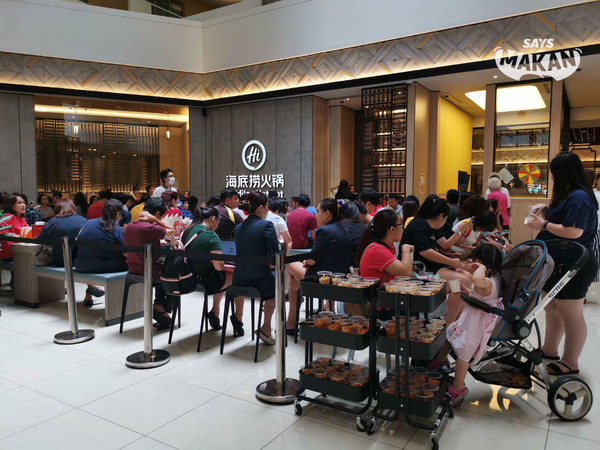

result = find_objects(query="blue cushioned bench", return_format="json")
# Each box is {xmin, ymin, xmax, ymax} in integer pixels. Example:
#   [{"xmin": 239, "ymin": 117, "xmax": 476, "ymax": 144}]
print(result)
[{"xmin": 32, "ymin": 266, "xmax": 144, "ymax": 327}]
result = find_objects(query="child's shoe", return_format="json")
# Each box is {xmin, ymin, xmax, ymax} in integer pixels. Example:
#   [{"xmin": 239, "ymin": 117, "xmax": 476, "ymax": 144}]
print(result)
[{"xmin": 448, "ymin": 385, "xmax": 469, "ymax": 406}]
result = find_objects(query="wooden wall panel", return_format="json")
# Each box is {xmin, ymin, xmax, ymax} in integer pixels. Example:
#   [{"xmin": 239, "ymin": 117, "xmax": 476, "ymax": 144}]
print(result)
[
  {"xmin": 209, "ymin": 107, "xmax": 232, "ymax": 197},
  {"xmin": 276, "ymin": 98, "xmax": 303, "ymax": 197}
]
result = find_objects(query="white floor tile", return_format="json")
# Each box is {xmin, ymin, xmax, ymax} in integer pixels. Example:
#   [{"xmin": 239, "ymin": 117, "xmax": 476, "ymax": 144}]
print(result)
[
  {"xmin": 0, "ymin": 327, "xmax": 16, "ymax": 340},
  {"xmin": 0, "ymin": 333, "xmax": 49, "ymax": 361},
  {"xmin": 0, "ymin": 377, "xmax": 19, "ymax": 395},
  {"xmin": 0, "ymin": 310, "xmax": 65, "ymax": 333},
  {"xmin": 546, "ymin": 431, "xmax": 600, "ymax": 450},
  {"xmin": 0, "ymin": 387, "xmax": 72, "ymax": 440},
  {"xmin": 122, "ymin": 436, "xmax": 177, "ymax": 450},
  {"xmin": 82, "ymin": 375, "xmax": 218, "ymax": 434},
  {"xmin": 28, "ymin": 359, "xmax": 153, "ymax": 407},
  {"xmin": 458, "ymin": 379, "xmax": 551, "ymax": 429},
  {"xmin": 0, "ymin": 409, "xmax": 140, "ymax": 450},
  {"xmin": 263, "ymin": 418, "xmax": 402, "ymax": 450},
  {"xmin": 149, "ymin": 394, "xmax": 297, "ymax": 450},
  {"xmin": 0, "ymin": 345, "xmax": 99, "ymax": 384},
  {"xmin": 404, "ymin": 409, "xmax": 548, "ymax": 450}
]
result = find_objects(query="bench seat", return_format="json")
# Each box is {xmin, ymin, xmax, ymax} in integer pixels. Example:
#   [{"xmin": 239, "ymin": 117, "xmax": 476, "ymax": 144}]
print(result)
[{"xmin": 32, "ymin": 266, "xmax": 142, "ymax": 326}]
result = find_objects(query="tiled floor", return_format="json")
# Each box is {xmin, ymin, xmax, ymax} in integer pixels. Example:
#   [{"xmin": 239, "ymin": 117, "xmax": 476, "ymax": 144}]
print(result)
[{"xmin": 0, "ymin": 281, "xmax": 598, "ymax": 449}]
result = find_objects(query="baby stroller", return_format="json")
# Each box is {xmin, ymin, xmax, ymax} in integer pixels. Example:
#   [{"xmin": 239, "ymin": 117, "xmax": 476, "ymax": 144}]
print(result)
[{"xmin": 458, "ymin": 239, "xmax": 593, "ymax": 421}]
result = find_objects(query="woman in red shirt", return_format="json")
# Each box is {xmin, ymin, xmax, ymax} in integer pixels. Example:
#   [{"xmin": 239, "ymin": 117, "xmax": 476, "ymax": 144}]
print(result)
[
  {"xmin": 0, "ymin": 193, "xmax": 28, "ymax": 260},
  {"xmin": 162, "ymin": 191, "xmax": 182, "ymax": 218},
  {"xmin": 357, "ymin": 209, "xmax": 414, "ymax": 283}
]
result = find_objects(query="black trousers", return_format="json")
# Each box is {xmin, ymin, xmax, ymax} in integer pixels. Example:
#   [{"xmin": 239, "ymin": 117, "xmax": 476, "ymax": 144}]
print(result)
[{"xmin": 153, "ymin": 282, "xmax": 177, "ymax": 313}]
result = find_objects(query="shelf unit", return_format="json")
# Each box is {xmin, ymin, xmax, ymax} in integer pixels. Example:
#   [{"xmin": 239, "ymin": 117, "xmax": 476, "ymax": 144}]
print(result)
[
  {"xmin": 35, "ymin": 119, "xmax": 159, "ymax": 194},
  {"xmin": 361, "ymin": 85, "xmax": 408, "ymax": 195}
]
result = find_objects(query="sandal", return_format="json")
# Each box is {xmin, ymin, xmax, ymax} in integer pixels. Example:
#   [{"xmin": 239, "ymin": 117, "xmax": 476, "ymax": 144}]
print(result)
[
  {"xmin": 540, "ymin": 350, "xmax": 560, "ymax": 361},
  {"xmin": 447, "ymin": 385, "xmax": 469, "ymax": 406},
  {"xmin": 547, "ymin": 361, "xmax": 579, "ymax": 375}
]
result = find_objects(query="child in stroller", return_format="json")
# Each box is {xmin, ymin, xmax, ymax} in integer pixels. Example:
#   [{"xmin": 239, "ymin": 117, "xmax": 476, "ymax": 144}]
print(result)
[{"xmin": 430, "ymin": 244, "xmax": 504, "ymax": 404}]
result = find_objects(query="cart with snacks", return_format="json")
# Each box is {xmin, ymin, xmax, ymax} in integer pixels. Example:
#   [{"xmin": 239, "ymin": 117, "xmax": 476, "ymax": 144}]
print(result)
[
  {"xmin": 294, "ymin": 272, "xmax": 379, "ymax": 431},
  {"xmin": 368, "ymin": 278, "xmax": 453, "ymax": 450}
]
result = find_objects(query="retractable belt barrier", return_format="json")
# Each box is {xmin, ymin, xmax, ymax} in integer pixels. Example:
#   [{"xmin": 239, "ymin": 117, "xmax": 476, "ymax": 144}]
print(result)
[{"xmin": 0, "ymin": 234, "xmax": 318, "ymax": 377}]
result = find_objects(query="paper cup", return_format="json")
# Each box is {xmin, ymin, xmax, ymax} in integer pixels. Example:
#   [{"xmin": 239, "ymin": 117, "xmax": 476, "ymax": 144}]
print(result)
[{"xmin": 448, "ymin": 279, "xmax": 461, "ymax": 293}]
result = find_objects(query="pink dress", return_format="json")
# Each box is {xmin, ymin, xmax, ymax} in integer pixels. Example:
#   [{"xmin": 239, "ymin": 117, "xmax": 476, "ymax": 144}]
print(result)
[{"xmin": 447, "ymin": 277, "xmax": 503, "ymax": 363}]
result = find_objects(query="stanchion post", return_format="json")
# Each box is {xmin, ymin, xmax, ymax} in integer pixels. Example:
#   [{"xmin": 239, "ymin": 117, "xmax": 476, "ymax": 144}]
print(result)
[
  {"xmin": 255, "ymin": 253, "xmax": 299, "ymax": 403},
  {"xmin": 54, "ymin": 237, "xmax": 95, "ymax": 344},
  {"xmin": 126, "ymin": 244, "xmax": 170, "ymax": 369}
]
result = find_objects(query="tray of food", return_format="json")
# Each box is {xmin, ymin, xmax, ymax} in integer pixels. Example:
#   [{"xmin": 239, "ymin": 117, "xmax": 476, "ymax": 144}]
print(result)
[
  {"xmin": 300, "ymin": 272, "xmax": 380, "ymax": 304},
  {"xmin": 377, "ymin": 279, "xmax": 446, "ymax": 312},
  {"xmin": 298, "ymin": 358, "xmax": 377, "ymax": 403},
  {"xmin": 376, "ymin": 318, "xmax": 446, "ymax": 359},
  {"xmin": 376, "ymin": 368, "xmax": 447, "ymax": 417},
  {"xmin": 299, "ymin": 313, "xmax": 372, "ymax": 350}
]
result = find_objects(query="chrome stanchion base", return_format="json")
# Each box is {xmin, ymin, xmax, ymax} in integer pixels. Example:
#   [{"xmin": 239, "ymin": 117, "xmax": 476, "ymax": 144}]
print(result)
[
  {"xmin": 255, "ymin": 378, "xmax": 300, "ymax": 404},
  {"xmin": 54, "ymin": 329, "xmax": 95, "ymax": 345},
  {"xmin": 125, "ymin": 349, "xmax": 170, "ymax": 369}
]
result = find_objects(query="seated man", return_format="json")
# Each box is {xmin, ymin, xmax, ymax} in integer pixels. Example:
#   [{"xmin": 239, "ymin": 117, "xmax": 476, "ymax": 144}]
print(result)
[{"xmin": 123, "ymin": 197, "xmax": 177, "ymax": 329}]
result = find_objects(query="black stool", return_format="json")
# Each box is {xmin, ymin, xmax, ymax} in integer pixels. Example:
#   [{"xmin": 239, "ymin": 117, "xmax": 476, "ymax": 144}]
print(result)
[
  {"xmin": 219, "ymin": 285, "xmax": 265, "ymax": 363},
  {"xmin": 120, "ymin": 273, "xmax": 180, "ymax": 334},
  {"xmin": 196, "ymin": 284, "xmax": 227, "ymax": 352}
]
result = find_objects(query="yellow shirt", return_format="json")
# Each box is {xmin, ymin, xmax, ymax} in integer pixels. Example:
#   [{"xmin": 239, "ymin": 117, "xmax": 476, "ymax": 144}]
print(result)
[{"xmin": 130, "ymin": 203, "xmax": 145, "ymax": 222}]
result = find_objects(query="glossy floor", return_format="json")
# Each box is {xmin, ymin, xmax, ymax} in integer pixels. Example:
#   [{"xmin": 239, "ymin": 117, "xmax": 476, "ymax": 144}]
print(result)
[{"xmin": 0, "ymin": 281, "xmax": 598, "ymax": 449}]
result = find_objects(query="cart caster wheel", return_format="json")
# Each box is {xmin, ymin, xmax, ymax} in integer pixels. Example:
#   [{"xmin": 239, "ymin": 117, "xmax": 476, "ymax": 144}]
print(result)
[
  {"xmin": 366, "ymin": 421, "xmax": 375, "ymax": 435},
  {"xmin": 548, "ymin": 376, "xmax": 593, "ymax": 421},
  {"xmin": 294, "ymin": 402, "xmax": 303, "ymax": 416},
  {"xmin": 356, "ymin": 417, "xmax": 367, "ymax": 432},
  {"xmin": 430, "ymin": 437, "xmax": 439, "ymax": 450}
]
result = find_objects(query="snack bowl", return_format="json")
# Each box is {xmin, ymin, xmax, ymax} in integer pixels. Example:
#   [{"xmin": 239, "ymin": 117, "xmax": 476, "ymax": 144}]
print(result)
[
  {"xmin": 341, "ymin": 366, "xmax": 355, "ymax": 379},
  {"xmin": 329, "ymin": 371, "xmax": 346, "ymax": 383},
  {"xmin": 313, "ymin": 357, "xmax": 329, "ymax": 366},
  {"xmin": 417, "ymin": 390, "xmax": 435, "ymax": 401},
  {"xmin": 348, "ymin": 376, "xmax": 368, "ymax": 387},
  {"xmin": 300, "ymin": 319, "xmax": 316, "ymax": 327},
  {"xmin": 301, "ymin": 364, "xmax": 316, "ymax": 375},
  {"xmin": 320, "ymin": 311, "xmax": 335, "ymax": 317},
  {"xmin": 427, "ymin": 371, "xmax": 443, "ymax": 385},
  {"xmin": 312, "ymin": 368, "xmax": 328, "ymax": 379},
  {"xmin": 317, "ymin": 271, "xmax": 333, "ymax": 284},
  {"xmin": 422, "ymin": 382, "xmax": 439, "ymax": 392},
  {"xmin": 418, "ymin": 333, "xmax": 436, "ymax": 344}
]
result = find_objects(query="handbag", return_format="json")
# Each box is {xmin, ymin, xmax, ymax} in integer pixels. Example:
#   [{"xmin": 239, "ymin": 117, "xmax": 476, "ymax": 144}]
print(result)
[
  {"xmin": 160, "ymin": 231, "xmax": 201, "ymax": 295},
  {"xmin": 34, "ymin": 245, "xmax": 52, "ymax": 266}
]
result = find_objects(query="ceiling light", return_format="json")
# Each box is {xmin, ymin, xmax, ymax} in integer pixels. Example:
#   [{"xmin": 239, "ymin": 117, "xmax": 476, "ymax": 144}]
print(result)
[
  {"xmin": 493, "ymin": 75, "xmax": 498, "ymax": 79},
  {"xmin": 73, "ymin": 123, "xmax": 80, "ymax": 134},
  {"xmin": 465, "ymin": 85, "xmax": 546, "ymax": 112},
  {"xmin": 35, "ymin": 105, "xmax": 188, "ymax": 123},
  {"xmin": 166, "ymin": 129, "xmax": 171, "ymax": 140}
]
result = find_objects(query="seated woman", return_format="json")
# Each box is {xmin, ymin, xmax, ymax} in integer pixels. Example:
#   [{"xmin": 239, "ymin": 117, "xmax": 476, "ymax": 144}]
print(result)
[
  {"xmin": 36, "ymin": 199, "xmax": 103, "ymax": 307},
  {"xmin": 182, "ymin": 206, "xmax": 233, "ymax": 331},
  {"xmin": 35, "ymin": 194, "xmax": 54, "ymax": 222},
  {"xmin": 357, "ymin": 209, "xmax": 414, "ymax": 283},
  {"xmin": 287, "ymin": 198, "xmax": 354, "ymax": 332},
  {"xmin": 74, "ymin": 200, "xmax": 128, "ymax": 299},
  {"xmin": 340, "ymin": 200, "xmax": 367, "ymax": 262},
  {"xmin": 401, "ymin": 196, "xmax": 420, "ymax": 229},
  {"xmin": 232, "ymin": 191, "xmax": 280, "ymax": 344},
  {"xmin": 452, "ymin": 194, "xmax": 487, "ymax": 256},
  {"xmin": 162, "ymin": 191, "xmax": 182, "ymax": 218},
  {"xmin": 0, "ymin": 193, "xmax": 28, "ymax": 262},
  {"xmin": 400, "ymin": 195, "xmax": 470, "ymax": 324}
]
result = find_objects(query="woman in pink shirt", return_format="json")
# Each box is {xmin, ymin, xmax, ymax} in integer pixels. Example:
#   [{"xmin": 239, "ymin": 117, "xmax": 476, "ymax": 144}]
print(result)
[{"xmin": 487, "ymin": 177, "xmax": 509, "ymax": 230}]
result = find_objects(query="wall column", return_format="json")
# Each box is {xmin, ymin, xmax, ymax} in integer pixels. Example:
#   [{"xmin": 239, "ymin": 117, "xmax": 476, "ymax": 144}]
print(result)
[
  {"xmin": 0, "ymin": 93, "xmax": 36, "ymax": 202},
  {"xmin": 329, "ymin": 105, "xmax": 355, "ymax": 193}
]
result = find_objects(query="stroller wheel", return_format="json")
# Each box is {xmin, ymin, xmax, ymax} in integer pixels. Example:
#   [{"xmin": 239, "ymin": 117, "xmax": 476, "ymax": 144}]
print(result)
[{"xmin": 548, "ymin": 376, "xmax": 593, "ymax": 421}]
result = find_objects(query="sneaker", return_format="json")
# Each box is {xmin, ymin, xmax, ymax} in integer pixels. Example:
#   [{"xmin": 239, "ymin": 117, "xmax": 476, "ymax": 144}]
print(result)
[
  {"xmin": 206, "ymin": 311, "xmax": 222, "ymax": 331},
  {"xmin": 447, "ymin": 385, "xmax": 469, "ymax": 406}
]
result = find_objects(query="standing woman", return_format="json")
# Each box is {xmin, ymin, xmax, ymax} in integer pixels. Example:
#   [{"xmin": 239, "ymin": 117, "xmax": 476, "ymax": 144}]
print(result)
[
  {"xmin": 233, "ymin": 191, "xmax": 280, "ymax": 343},
  {"xmin": 35, "ymin": 194, "xmax": 54, "ymax": 222},
  {"xmin": 487, "ymin": 177, "xmax": 509, "ymax": 231},
  {"xmin": 0, "ymin": 194, "xmax": 27, "ymax": 260},
  {"xmin": 526, "ymin": 152, "xmax": 599, "ymax": 375}
]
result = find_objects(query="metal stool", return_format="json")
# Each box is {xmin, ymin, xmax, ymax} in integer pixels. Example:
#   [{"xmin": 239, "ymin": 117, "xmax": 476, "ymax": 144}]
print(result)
[
  {"xmin": 219, "ymin": 285, "xmax": 265, "ymax": 363},
  {"xmin": 196, "ymin": 284, "xmax": 227, "ymax": 352},
  {"xmin": 120, "ymin": 273, "xmax": 180, "ymax": 334}
]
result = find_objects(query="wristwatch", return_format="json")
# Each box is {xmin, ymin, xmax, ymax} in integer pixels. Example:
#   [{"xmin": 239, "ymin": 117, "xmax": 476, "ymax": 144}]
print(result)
[{"xmin": 542, "ymin": 220, "xmax": 549, "ymax": 230}]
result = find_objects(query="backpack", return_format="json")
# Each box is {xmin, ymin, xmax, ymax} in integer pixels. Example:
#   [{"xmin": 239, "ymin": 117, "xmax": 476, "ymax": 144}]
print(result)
[{"xmin": 160, "ymin": 232, "xmax": 201, "ymax": 295}]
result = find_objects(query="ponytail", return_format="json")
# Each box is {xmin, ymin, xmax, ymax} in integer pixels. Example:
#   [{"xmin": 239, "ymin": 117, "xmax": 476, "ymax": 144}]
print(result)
[
  {"xmin": 238, "ymin": 191, "xmax": 268, "ymax": 214},
  {"xmin": 182, "ymin": 206, "xmax": 219, "ymax": 241},
  {"xmin": 318, "ymin": 198, "xmax": 341, "ymax": 222},
  {"xmin": 355, "ymin": 209, "xmax": 399, "ymax": 265},
  {"xmin": 416, "ymin": 195, "xmax": 449, "ymax": 220}
]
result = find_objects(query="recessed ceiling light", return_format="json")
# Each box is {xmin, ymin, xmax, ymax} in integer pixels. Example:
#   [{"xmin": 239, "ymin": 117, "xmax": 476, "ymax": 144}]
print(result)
[
  {"xmin": 493, "ymin": 75, "xmax": 498, "ymax": 79},
  {"xmin": 465, "ymin": 85, "xmax": 546, "ymax": 112},
  {"xmin": 345, "ymin": 98, "xmax": 350, "ymax": 101}
]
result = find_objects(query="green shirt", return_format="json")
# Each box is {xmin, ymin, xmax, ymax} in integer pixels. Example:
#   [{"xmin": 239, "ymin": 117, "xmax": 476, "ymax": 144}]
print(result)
[{"xmin": 183, "ymin": 224, "xmax": 222, "ymax": 275}]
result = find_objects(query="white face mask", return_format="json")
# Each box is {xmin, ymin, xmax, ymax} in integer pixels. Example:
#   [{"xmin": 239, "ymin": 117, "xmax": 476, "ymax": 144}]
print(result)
[{"xmin": 166, "ymin": 176, "xmax": 176, "ymax": 186}]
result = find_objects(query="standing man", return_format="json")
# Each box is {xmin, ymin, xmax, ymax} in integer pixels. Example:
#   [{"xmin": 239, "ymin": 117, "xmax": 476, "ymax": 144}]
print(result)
[
  {"xmin": 215, "ymin": 188, "xmax": 244, "ymax": 240},
  {"xmin": 152, "ymin": 168, "xmax": 177, "ymax": 199},
  {"xmin": 446, "ymin": 189, "xmax": 460, "ymax": 226},
  {"xmin": 287, "ymin": 194, "xmax": 318, "ymax": 249}
]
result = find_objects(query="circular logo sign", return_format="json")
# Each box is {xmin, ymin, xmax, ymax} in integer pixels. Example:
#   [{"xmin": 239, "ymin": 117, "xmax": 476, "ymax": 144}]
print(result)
[{"xmin": 242, "ymin": 140, "xmax": 267, "ymax": 171}]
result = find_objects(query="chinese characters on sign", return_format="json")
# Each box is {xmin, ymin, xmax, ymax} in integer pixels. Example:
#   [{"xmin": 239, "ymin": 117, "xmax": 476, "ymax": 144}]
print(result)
[{"xmin": 225, "ymin": 174, "xmax": 285, "ymax": 197}]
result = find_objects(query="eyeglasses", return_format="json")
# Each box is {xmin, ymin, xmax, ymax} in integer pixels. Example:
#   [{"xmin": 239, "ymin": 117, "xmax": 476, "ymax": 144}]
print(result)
[{"xmin": 395, "ymin": 223, "xmax": 403, "ymax": 227}]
